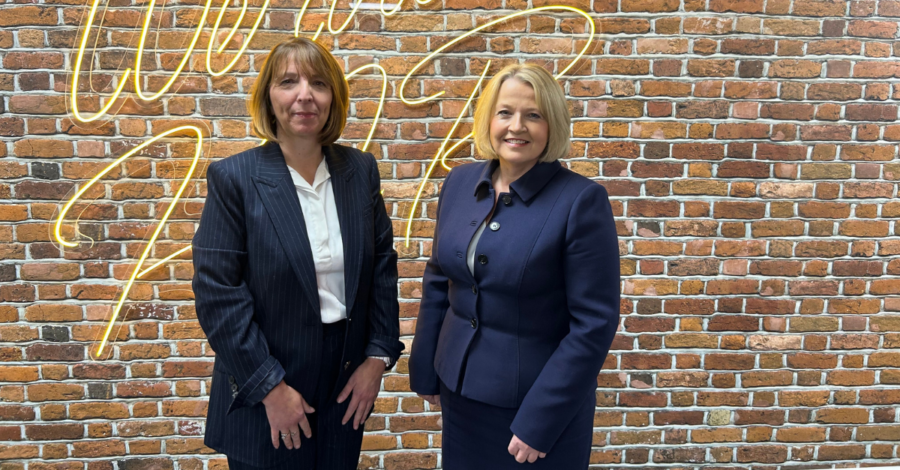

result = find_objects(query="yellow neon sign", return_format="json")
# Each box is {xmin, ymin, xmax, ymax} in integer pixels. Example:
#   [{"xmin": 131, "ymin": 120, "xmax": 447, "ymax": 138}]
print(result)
[
  {"xmin": 403, "ymin": 62, "xmax": 491, "ymax": 245},
  {"xmin": 206, "ymin": 0, "xmax": 272, "ymax": 77},
  {"xmin": 344, "ymin": 64, "xmax": 389, "ymax": 153},
  {"xmin": 63, "ymin": 2, "xmax": 595, "ymax": 356},
  {"xmin": 55, "ymin": 126, "xmax": 204, "ymax": 359},
  {"xmin": 398, "ymin": 6, "xmax": 596, "ymax": 106},
  {"xmin": 398, "ymin": 7, "xmax": 596, "ymax": 244},
  {"xmin": 133, "ymin": 0, "xmax": 212, "ymax": 101}
]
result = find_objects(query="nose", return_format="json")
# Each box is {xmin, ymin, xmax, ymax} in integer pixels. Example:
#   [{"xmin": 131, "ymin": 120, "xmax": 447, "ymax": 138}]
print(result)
[
  {"xmin": 509, "ymin": 113, "xmax": 526, "ymax": 133},
  {"xmin": 295, "ymin": 78, "xmax": 313, "ymax": 102}
]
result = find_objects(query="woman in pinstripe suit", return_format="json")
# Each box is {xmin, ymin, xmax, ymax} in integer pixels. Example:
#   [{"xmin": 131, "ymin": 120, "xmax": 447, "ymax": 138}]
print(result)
[{"xmin": 192, "ymin": 37, "xmax": 403, "ymax": 469}]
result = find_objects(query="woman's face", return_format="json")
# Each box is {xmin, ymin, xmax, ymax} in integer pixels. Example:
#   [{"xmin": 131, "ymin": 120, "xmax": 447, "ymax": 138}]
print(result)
[
  {"xmin": 269, "ymin": 61, "xmax": 332, "ymax": 141},
  {"xmin": 489, "ymin": 77, "xmax": 549, "ymax": 167}
]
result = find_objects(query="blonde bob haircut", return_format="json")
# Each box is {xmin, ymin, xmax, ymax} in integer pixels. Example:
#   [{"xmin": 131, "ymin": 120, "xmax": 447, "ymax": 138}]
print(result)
[
  {"xmin": 473, "ymin": 63, "xmax": 571, "ymax": 163},
  {"xmin": 248, "ymin": 37, "xmax": 350, "ymax": 145}
]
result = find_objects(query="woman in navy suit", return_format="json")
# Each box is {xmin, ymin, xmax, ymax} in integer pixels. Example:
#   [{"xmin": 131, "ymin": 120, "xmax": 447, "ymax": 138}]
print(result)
[
  {"xmin": 408, "ymin": 63, "xmax": 620, "ymax": 468},
  {"xmin": 192, "ymin": 38, "xmax": 402, "ymax": 469}
]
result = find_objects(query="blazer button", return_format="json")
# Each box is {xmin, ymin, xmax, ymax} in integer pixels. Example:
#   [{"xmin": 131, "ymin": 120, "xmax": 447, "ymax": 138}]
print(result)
[
  {"xmin": 471, "ymin": 285, "xmax": 477, "ymax": 295},
  {"xmin": 228, "ymin": 376, "xmax": 235, "ymax": 384},
  {"xmin": 478, "ymin": 254, "xmax": 488, "ymax": 265},
  {"xmin": 470, "ymin": 318, "xmax": 477, "ymax": 329},
  {"xmin": 344, "ymin": 361, "xmax": 351, "ymax": 370},
  {"xmin": 502, "ymin": 195, "xmax": 512, "ymax": 205},
  {"xmin": 230, "ymin": 384, "xmax": 238, "ymax": 393},
  {"xmin": 489, "ymin": 221, "xmax": 500, "ymax": 232}
]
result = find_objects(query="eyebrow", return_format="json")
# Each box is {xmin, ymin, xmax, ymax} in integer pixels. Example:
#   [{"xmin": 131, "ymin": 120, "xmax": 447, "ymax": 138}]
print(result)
[{"xmin": 496, "ymin": 103, "xmax": 542, "ymax": 113}]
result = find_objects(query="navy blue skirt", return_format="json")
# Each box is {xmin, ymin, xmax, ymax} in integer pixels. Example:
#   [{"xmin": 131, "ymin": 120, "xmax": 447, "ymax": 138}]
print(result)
[{"xmin": 439, "ymin": 381, "xmax": 594, "ymax": 470}]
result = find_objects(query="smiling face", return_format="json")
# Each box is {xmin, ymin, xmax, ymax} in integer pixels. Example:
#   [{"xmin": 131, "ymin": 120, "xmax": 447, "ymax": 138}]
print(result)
[
  {"xmin": 268, "ymin": 61, "xmax": 333, "ymax": 142},
  {"xmin": 488, "ymin": 77, "xmax": 549, "ymax": 169}
]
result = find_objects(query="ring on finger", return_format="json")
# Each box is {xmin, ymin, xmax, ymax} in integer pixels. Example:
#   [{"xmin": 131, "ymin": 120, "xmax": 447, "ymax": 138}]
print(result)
[
  {"xmin": 290, "ymin": 431, "xmax": 298, "ymax": 436},
  {"xmin": 280, "ymin": 432, "xmax": 289, "ymax": 439}
]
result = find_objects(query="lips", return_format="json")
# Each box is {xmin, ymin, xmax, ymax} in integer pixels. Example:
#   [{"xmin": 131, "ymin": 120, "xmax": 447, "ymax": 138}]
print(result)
[
  {"xmin": 504, "ymin": 138, "xmax": 530, "ymax": 146},
  {"xmin": 292, "ymin": 112, "xmax": 317, "ymax": 118}
]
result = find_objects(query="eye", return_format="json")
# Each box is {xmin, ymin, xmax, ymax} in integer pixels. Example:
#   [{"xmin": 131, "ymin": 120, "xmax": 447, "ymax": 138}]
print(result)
[
  {"xmin": 529, "ymin": 112, "xmax": 542, "ymax": 119},
  {"xmin": 497, "ymin": 110, "xmax": 510, "ymax": 116},
  {"xmin": 313, "ymin": 80, "xmax": 327, "ymax": 87},
  {"xmin": 279, "ymin": 78, "xmax": 295, "ymax": 85}
]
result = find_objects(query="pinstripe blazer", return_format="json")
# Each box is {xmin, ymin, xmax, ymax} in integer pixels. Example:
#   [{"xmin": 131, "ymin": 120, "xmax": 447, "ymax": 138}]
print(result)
[{"xmin": 192, "ymin": 141, "xmax": 403, "ymax": 466}]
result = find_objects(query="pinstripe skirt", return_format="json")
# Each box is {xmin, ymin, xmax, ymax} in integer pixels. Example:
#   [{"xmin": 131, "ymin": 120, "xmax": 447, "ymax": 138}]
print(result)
[{"xmin": 226, "ymin": 321, "xmax": 364, "ymax": 470}]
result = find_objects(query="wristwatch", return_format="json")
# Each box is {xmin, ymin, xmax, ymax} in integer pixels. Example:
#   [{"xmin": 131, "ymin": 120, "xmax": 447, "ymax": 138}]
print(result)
[{"xmin": 370, "ymin": 356, "xmax": 392, "ymax": 369}]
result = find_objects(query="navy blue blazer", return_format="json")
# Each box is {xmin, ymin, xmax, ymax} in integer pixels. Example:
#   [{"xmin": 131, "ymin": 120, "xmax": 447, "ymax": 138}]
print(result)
[
  {"xmin": 192, "ymin": 142, "xmax": 403, "ymax": 466},
  {"xmin": 408, "ymin": 159, "xmax": 620, "ymax": 453}
]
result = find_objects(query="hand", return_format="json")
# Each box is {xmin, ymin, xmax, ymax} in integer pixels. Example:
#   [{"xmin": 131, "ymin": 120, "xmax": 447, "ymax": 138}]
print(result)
[
  {"xmin": 262, "ymin": 380, "xmax": 315, "ymax": 450},
  {"xmin": 508, "ymin": 435, "xmax": 546, "ymax": 464},
  {"xmin": 337, "ymin": 357, "xmax": 386, "ymax": 430},
  {"xmin": 417, "ymin": 394, "xmax": 440, "ymax": 406}
]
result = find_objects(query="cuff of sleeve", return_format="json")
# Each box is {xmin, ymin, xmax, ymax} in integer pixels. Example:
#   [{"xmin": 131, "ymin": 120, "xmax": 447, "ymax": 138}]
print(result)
[
  {"xmin": 508, "ymin": 420, "xmax": 552, "ymax": 455},
  {"xmin": 365, "ymin": 343, "xmax": 396, "ymax": 370},
  {"xmin": 365, "ymin": 336, "xmax": 404, "ymax": 369},
  {"xmin": 228, "ymin": 356, "xmax": 285, "ymax": 414}
]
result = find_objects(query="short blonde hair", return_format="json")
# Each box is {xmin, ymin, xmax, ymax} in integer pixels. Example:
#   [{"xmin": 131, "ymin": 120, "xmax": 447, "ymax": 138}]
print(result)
[
  {"xmin": 248, "ymin": 37, "xmax": 350, "ymax": 145},
  {"xmin": 473, "ymin": 63, "xmax": 571, "ymax": 163}
]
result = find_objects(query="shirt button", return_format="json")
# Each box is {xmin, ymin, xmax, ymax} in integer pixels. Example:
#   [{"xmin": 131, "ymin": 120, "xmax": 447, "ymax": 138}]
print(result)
[
  {"xmin": 489, "ymin": 221, "xmax": 500, "ymax": 231},
  {"xmin": 471, "ymin": 285, "xmax": 477, "ymax": 295},
  {"xmin": 502, "ymin": 195, "xmax": 512, "ymax": 205},
  {"xmin": 478, "ymin": 254, "xmax": 488, "ymax": 265},
  {"xmin": 470, "ymin": 318, "xmax": 477, "ymax": 329}
]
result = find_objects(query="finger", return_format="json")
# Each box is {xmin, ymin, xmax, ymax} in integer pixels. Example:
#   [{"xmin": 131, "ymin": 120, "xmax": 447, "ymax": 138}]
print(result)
[
  {"xmin": 289, "ymin": 423, "xmax": 302, "ymax": 449},
  {"xmin": 336, "ymin": 380, "xmax": 353, "ymax": 404},
  {"xmin": 279, "ymin": 429, "xmax": 292, "ymax": 450},
  {"xmin": 508, "ymin": 438, "xmax": 517, "ymax": 456},
  {"xmin": 299, "ymin": 414, "xmax": 312, "ymax": 439},
  {"xmin": 527, "ymin": 451, "xmax": 538, "ymax": 463},
  {"xmin": 353, "ymin": 400, "xmax": 368, "ymax": 430},
  {"xmin": 539, "ymin": 452, "xmax": 546, "ymax": 458},
  {"xmin": 363, "ymin": 403, "xmax": 374, "ymax": 424},
  {"xmin": 515, "ymin": 449, "xmax": 527, "ymax": 463},
  {"xmin": 270, "ymin": 428, "xmax": 279, "ymax": 449},
  {"xmin": 303, "ymin": 398, "xmax": 316, "ymax": 414},
  {"xmin": 342, "ymin": 394, "xmax": 358, "ymax": 425}
]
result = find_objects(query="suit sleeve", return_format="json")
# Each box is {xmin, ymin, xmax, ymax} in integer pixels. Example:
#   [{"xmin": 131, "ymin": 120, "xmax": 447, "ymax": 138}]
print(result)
[
  {"xmin": 408, "ymin": 169, "xmax": 454, "ymax": 396},
  {"xmin": 192, "ymin": 160, "xmax": 285, "ymax": 414},
  {"xmin": 363, "ymin": 153, "xmax": 405, "ymax": 367},
  {"xmin": 510, "ymin": 182, "xmax": 620, "ymax": 452}
]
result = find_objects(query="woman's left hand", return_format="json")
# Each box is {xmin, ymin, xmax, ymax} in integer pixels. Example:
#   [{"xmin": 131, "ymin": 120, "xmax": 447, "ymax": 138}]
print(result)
[
  {"xmin": 337, "ymin": 357, "xmax": 387, "ymax": 430},
  {"xmin": 508, "ymin": 435, "xmax": 546, "ymax": 463}
]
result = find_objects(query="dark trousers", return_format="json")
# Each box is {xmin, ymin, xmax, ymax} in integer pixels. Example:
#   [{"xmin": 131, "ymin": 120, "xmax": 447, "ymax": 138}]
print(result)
[
  {"xmin": 440, "ymin": 380, "xmax": 594, "ymax": 470},
  {"xmin": 227, "ymin": 321, "xmax": 364, "ymax": 470}
]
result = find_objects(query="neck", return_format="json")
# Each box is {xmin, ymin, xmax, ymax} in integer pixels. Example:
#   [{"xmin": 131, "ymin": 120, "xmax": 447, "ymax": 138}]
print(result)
[
  {"xmin": 277, "ymin": 129, "xmax": 324, "ymax": 173},
  {"xmin": 495, "ymin": 158, "xmax": 538, "ymax": 187}
]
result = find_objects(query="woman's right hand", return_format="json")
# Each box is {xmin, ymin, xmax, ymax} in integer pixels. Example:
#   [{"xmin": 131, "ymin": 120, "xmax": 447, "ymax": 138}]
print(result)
[
  {"xmin": 417, "ymin": 394, "xmax": 440, "ymax": 407},
  {"xmin": 262, "ymin": 380, "xmax": 316, "ymax": 449}
]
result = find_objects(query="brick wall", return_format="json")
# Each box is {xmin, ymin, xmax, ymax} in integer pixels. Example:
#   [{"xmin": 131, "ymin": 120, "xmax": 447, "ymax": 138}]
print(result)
[{"xmin": 1, "ymin": 0, "xmax": 900, "ymax": 467}]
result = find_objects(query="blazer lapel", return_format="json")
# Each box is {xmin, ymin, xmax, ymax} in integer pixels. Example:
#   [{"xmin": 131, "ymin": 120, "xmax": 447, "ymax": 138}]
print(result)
[
  {"xmin": 251, "ymin": 143, "xmax": 320, "ymax": 315},
  {"xmin": 325, "ymin": 145, "xmax": 363, "ymax": 317}
]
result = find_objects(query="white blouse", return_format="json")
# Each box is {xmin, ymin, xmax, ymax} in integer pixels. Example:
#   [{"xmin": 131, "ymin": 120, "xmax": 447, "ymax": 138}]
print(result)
[
  {"xmin": 467, "ymin": 220, "xmax": 487, "ymax": 276},
  {"xmin": 287, "ymin": 158, "xmax": 346, "ymax": 324}
]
